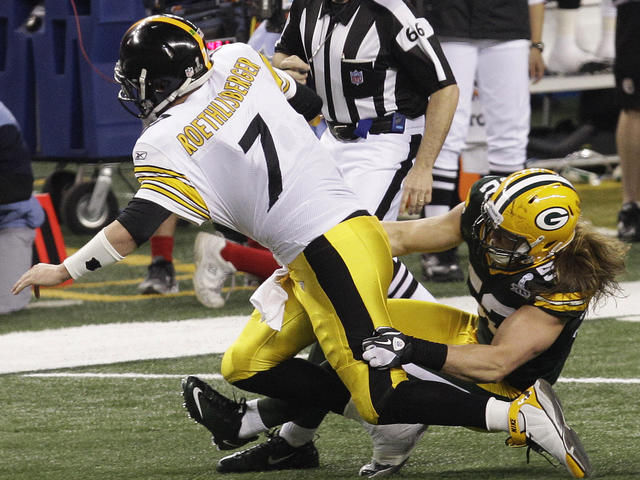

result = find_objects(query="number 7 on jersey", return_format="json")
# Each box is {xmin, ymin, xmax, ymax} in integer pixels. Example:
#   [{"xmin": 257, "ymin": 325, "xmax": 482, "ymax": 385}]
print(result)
[{"xmin": 238, "ymin": 113, "xmax": 283, "ymax": 212}]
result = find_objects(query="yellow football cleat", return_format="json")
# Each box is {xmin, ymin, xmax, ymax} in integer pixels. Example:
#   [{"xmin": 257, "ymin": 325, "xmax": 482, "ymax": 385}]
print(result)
[{"xmin": 507, "ymin": 379, "xmax": 592, "ymax": 478}]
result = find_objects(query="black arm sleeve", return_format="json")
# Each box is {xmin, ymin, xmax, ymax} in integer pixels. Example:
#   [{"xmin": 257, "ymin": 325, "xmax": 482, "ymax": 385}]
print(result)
[
  {"xmin": 408, "ymin": 336, "xmax": 448, "ymax": 371},
  {"xmin": 116, "ymin": 197, "xmax": 173, "ymax": 246},
  {"xmin": 288, "ymin": 81, "xmax": 323, "ymax": 121}
]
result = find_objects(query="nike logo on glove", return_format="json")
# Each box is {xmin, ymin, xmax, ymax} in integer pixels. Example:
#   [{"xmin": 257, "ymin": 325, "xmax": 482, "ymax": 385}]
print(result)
[
  {"xmin": 192, "ymin": 386, "xmax": 205, "ymax": 419},
  {"xmin": 267, "ymin": 453, "xmax": 296, "ymax": 465}
]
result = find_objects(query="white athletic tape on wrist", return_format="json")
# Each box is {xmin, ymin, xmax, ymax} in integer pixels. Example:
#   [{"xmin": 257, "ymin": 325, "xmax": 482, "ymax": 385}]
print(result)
[{"xmin": 63, "ymin": 229, "xmax": 124, "ymax": 279}]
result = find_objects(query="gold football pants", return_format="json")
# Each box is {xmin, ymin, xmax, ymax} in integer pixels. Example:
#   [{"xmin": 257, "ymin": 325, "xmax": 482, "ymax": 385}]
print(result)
[
  {"xmin": 222, "ymin": 216, "xmax": 521, "ymax": 424},
  {"xmin": 222, "ymin": 214, "xmax": 407, "ymax": 423}
]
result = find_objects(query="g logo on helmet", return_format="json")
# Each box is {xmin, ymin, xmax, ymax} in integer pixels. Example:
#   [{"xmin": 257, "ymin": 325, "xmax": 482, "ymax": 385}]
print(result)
[{"xmin": 535, "ymin": 207, "xmax": 570, "ymax": 231}]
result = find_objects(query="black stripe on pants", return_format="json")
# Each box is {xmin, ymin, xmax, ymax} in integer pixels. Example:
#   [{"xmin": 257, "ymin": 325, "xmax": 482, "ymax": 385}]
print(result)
[{"xmin": 304, "ymin": 232, "xmax": 395, "ymax": 415}]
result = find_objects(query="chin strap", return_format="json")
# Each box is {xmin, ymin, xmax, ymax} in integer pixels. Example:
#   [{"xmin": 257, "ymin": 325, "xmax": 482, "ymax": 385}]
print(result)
[{"xmin": 146, "ymin": 66, "xmax": 216, "ymax": 122}]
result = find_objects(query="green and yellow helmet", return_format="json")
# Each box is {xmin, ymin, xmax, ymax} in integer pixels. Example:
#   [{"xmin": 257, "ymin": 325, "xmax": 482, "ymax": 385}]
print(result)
[{"xmin": 475, "ymin": 168, "xmax": 581, "ymax": 272}]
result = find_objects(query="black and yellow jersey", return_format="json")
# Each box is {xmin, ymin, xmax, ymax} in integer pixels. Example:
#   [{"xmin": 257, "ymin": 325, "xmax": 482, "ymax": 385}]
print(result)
[{"xmin": 460, "ymin": 176, "xmax": 589, "ymax": 390}]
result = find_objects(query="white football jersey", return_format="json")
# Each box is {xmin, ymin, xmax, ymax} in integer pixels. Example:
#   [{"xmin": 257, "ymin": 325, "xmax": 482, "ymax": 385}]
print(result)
[{"xmin": 131, "ymin": 43, "xmax": 363, "ymax": 264}]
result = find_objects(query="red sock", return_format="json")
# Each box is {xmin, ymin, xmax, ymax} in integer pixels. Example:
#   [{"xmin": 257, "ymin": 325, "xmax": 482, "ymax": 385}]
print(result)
[
  {"xmin": 247, "ymin": 238, "xmax": 269, "ymax": 251},
  {"xmin": 150, "ymin": 235, "xmax": 174, "ymax": 263},
  {"xmin": 221, "ymin": 241, "xmax": 280, "ymax": 280}
]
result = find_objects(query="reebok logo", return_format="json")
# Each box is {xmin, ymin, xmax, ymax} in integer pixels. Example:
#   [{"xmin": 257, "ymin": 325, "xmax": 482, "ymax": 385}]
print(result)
[{"xmin": 267, "ymin": 453, "xmax": 296, "ymax": 465}]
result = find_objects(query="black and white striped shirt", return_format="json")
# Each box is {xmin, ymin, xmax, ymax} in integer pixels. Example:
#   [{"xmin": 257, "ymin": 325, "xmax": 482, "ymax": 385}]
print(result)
[{"xmin": 275, "ymin": 0, "xmax": 455, "ymax": 124}]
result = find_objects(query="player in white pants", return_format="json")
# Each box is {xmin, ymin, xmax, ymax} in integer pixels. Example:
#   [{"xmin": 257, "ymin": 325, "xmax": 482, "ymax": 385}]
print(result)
[{"xmin": 423, "ymin": 0, "xmax": 546, "ymax": 282}]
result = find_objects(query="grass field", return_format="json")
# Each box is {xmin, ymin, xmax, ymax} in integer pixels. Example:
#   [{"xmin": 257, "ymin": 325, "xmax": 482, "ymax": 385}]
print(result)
[{"xmin": 1, "ymin": 165, "xmax": 639, "ymax": 480}]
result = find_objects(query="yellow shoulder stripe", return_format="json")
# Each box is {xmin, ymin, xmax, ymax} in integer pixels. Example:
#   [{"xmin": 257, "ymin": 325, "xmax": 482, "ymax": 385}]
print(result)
[
  {"xmin": 534, "ymin": 291, "xmax": 588, "ymax": 313},
  {"xmin": 140, "ymin": 182, "xmax": 211, "ymax": 220},
  {"xmin": 259, "ymin": 53, "xmax": 290, "ymax": 94},
  {"xmin": 138, "ymin": 175, "xmax": 208, "ymax": 213},
  {"xmin": 135, "ymin": 165, "xmax": 188, "ymax": 179}
]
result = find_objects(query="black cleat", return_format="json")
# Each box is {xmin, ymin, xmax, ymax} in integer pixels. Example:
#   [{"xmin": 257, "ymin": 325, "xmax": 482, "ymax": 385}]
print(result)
[
  {"xmin": 217, "ymin": 432, "xmax": 319, "ymax": 473},
  {"xmin": 181, "ymin": 375, "xmax": 257, "ymax": 450},
  {"xmin": 617, "ymin": 202, "xmax": 640, "ymax": 242},
  {"xmin": 138, "ymin": 256, "xmax": 179, "ymax": 294}
]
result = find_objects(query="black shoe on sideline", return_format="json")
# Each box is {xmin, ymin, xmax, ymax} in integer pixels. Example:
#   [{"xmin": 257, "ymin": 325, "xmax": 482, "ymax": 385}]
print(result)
[
  {"xmin": 138, "ymin": 256, "xmax": 178, "ymax": 294},
  {"xmin": 421, "ymin": 248, "xmax": 464, "ymax": 282},
  {"xmin": 618, "ymin": 202, "xmax": 640, "ymax": 242}
]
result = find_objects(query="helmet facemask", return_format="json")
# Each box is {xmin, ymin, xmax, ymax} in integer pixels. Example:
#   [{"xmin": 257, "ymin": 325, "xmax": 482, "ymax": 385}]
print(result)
[
  {"xmin": 114, "ymin": 62, "xmax": 187, "ymax": 119},
  {"xmin": 474, "ymin": 200, "xmax": 536, "ymax": 271}
]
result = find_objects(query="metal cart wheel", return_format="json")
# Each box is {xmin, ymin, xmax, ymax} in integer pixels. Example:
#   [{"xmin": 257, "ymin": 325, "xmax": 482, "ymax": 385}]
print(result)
[{"xmin": 61, "ymin": 181, "xmax": 119, "ymax": 235}]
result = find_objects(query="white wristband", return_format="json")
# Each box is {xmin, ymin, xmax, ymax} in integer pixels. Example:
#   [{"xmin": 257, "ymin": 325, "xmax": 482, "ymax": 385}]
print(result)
[{"xmin": 63, "ymin": 229, "xmax": 124, "ymax": 279}]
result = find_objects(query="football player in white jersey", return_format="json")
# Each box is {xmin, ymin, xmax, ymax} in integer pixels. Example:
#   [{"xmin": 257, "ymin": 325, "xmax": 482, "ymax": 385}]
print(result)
[{"xmin": 12, "ymin": 15, "xmax": 591, "ymax": 479}]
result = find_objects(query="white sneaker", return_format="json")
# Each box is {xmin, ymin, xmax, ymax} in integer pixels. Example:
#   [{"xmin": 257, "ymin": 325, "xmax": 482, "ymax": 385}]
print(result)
[
  {"xmin": 547, "ymin": 41, "xmax": 598, "ymax": 75},
  {"xmin": 507, "ymin": 379, "xmax": 592, "ymax": 478},
  {"xmin": 358, "ymin": 423, "xmax": 428, "ymax": 477},
  {"xmin": 193, "ymin": 232, "xmax": 236, "ymax": 308}
]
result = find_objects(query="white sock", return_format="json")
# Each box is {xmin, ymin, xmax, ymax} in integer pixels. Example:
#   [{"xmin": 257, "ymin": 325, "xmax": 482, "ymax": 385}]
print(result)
[
  {"xmin": 555, "ymin": 8, "xmax": 579, "ymax": 38},
  {"xmin": 485, "ymin": 397, "xmax": 509, "ymax": 431},
  {"xmin": 342, "ymin": 398, "xmax": 360, "ymax": 421},
  {"xmin": 484, "ymin": 397, "xmax": 525, "ymax": 432},
  {"xmin": 238, "ymin": 399, "xmax": 267, "ymax": 439},
  {"xmin": 279, "ymin": 422, "xmax": 317, "ymax": 447}
]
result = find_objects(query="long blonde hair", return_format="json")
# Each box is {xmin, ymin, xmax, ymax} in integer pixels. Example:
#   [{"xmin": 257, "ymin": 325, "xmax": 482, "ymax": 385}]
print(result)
[{"xmin": 551, "ymin": 220, "xmax": 629, "ymax": 307}]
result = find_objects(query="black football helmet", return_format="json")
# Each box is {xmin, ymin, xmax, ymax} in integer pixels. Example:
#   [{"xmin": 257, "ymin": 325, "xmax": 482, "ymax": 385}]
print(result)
[{"xmin": 114, "ymin": 14, "xmax": 213, "ymax": 120}]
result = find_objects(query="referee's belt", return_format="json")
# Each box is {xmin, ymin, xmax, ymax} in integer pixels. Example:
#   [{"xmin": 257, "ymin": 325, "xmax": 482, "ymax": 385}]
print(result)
[{"xmin": 327, "ymin": 113, "xmax": 406, "ymax": 141}]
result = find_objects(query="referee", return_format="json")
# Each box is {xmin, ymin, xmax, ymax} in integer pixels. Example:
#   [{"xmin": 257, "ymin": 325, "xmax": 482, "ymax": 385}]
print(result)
[
  {"xmin": 273, "ymin": 0, "xmax": 458, "ymax": 302},
  {"xmin": 274, "ymin": 0, "xmax": 457, "ymax": 214}
]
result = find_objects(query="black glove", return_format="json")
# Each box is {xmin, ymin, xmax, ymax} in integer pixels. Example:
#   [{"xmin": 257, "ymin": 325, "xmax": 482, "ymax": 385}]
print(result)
[{"xmin": 362, "ymin": 326, "xmax": 413, "ymax": 369}]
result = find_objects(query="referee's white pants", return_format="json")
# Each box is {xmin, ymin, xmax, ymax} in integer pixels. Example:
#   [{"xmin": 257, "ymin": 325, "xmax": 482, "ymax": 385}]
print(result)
[
  {"xmin": 436, "ymin": 39, "xmax": 530, "ymax": 175},
  {"xmin": 320, "ymin": 116, "xmax": 425, "ymax": 221},
  {"xmin": 319, "ymin": 118, "xmax": 435, "ymax": 303}
]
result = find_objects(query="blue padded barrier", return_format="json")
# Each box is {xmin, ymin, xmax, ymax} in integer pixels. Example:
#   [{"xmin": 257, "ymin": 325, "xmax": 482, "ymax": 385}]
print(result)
[
  {"xmin": 0, "ymin": 0, "xmax": 37, "ymax": 150},
  {"xmin": 33, "ymin": 0, "xmax": 145, "ymax": 159}
]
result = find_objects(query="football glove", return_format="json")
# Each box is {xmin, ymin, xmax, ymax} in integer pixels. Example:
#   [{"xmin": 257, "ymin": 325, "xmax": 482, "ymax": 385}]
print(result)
[{"xmin": 362, "ymin": 327, "xmax": 413, "ymax": 369}]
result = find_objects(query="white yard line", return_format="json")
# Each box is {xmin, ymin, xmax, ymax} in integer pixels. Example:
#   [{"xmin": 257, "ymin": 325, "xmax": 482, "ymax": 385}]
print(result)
[
  {"xmin": 2, "ymin": 281, "xmax": 639, "ymax": 375},
  {"xmin": 21, "ymin": 372, "xmax": 640, "ymax": 384}
]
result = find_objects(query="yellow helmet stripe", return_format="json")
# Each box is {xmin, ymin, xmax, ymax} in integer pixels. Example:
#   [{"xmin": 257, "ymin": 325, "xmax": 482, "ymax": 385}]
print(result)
[
  {"xmin": 493, "ymin": 172, "xmax": 575, "ymax": 214},
  {"xmin": 149, "ymin": 15, "xmax": 212, "ymax": 70}
]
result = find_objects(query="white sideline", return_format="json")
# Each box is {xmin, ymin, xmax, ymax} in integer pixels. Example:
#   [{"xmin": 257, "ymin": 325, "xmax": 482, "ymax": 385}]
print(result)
[
  {"xmin": 1, "ymin": 281, "xmax": 639, "ymax": 375},
  {"xmin": 19, "ymin": 372, "xmax": 640, "ymax": 384}
]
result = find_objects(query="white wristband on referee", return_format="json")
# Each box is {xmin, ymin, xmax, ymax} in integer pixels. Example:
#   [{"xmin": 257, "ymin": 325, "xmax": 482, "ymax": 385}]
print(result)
[{"xmin": 63, "ymin": 229, "xmax": 124, "ymax": 279}]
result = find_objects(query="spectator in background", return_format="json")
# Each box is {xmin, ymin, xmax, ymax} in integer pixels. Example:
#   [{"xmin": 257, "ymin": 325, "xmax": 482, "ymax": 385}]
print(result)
[
  {"xmin": 615, "ymin": 0, "xmax": 640, "ymax": 241},
  {"xmin": 420, "ymin": 0, "xmax": 545, "ymax": 282},
  {"xmin": 247, "ymin": 0, "xmax": 292, "ymax": 59},
  {"xmin": 0, "ymin": 101, "xmax": 44, "ymax": 314}
]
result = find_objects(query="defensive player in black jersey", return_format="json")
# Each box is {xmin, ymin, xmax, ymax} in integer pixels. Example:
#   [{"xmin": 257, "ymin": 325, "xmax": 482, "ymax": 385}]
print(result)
[{"xmin": 183, "ymin": 169, "xmax": 627, "ymax": 478}]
